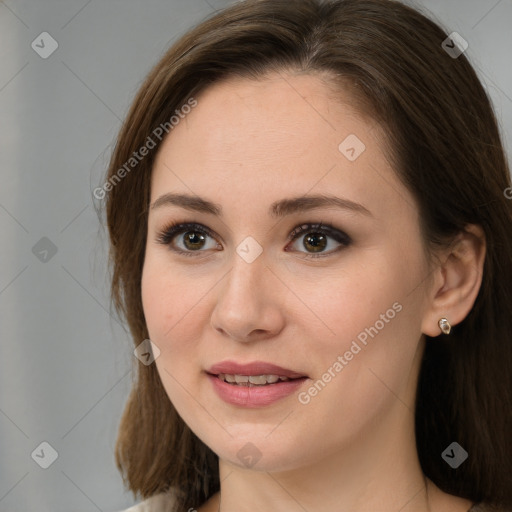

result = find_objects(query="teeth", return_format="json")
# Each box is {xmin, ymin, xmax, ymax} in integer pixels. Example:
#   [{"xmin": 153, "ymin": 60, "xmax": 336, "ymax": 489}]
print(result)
[
  {"xmin": 248, "ymin": 375, "xmax": 267, "ymax": 385},
  {"xmin": 217, "ymin": 373, "xmax": 292, "ymax": 386}
]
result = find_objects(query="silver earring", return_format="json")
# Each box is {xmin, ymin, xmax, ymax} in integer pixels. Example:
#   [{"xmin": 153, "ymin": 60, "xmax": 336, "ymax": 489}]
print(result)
[{"xmin": 438, "ymin": 318, "xmax": 451, "ymax": 335}]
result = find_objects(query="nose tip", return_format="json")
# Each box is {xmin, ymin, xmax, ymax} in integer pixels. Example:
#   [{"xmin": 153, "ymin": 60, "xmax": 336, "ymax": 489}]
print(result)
[{"xmin": 210, "ymin": 261, "xmax": 285, "ymax": 343}]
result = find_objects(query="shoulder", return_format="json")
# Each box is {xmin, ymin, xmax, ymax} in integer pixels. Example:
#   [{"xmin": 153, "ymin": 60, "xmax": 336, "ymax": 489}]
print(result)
[{"xmin": 117, "ymin": 492, "xmax": 177, "ymax": 512}]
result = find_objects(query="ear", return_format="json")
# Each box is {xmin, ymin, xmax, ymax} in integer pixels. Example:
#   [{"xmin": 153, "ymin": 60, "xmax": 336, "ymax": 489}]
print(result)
[{"xmin": 421, "ymin": 224, "xmax": 486, "ymax": 337}]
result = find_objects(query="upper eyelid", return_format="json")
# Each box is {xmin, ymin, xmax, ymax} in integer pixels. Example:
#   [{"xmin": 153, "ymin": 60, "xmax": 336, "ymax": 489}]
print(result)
[
  {"xmin": 159, "ymin": 220, "xmax": 341, "ymax": 236},
  {"xmin": 158, "ymin": 221, "xmax": 350, "ymax": 247},
  {"xmin": 287, "ymin": 222, "xmax": 347, "ymax": 239}
]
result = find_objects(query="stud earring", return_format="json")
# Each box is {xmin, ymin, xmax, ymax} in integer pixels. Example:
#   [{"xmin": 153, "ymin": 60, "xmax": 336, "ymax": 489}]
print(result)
[{"xmin": 438, "ymin": 317, "xmax": 451, "ymax": 335}]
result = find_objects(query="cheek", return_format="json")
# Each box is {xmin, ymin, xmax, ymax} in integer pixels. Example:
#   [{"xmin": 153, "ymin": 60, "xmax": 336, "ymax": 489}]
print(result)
[
  {"xmin": 302, "ymin": 254, "xmax": 413, "ymax": 348},
  {"xmin": 301, "ymin": 248, "xmax": 426, "ymax": 399},
  {"xmin": 141, "ymin": 257, "xmax": 201, "ymax": 354},
  {"xmin": 141, "ymin": 265, "xmax": 174, "ymax": 343},
  {"xmin": 141, "ymin": 259, "xmax": 206, "ymax": 410},
  {"xmin": 141, "ymin": 253, "xmax": 221, "ymax": 396}
]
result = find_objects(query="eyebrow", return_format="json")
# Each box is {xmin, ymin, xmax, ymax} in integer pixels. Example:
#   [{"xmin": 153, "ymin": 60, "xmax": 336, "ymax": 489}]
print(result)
[{"xmin": 150, "ymin": 192, "xmax": 372, "ymax": 218}]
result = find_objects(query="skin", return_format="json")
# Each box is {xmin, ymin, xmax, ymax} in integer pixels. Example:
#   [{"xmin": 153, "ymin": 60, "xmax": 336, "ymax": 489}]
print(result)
[{"xmin": 141, "ymin": 71, "xmax": 485, "ymax": 512}]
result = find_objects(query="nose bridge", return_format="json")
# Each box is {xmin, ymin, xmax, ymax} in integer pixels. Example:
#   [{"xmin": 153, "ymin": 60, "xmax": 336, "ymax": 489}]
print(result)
[
  {"xmin": 219, "ymin": 230, "xmax": 267, "ymax": 294},
  {"xmin": 211, "ymin": 245, "xmax": 283, "ymax": 340},
  {"xmin": 220, "ymin": 247, "xmax": 267, "ymax": 310}
]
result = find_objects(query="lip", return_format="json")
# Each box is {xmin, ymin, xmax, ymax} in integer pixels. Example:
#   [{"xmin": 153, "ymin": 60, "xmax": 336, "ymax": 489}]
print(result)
[
  {"xmin": 207, "ymin": 374, "xmax": 308, "ymax": 407},
  {"xmin": 207, "ymin": 360, "xmax": 307, "ymax": 379},
  {"xmin": 206, "ymin": 360, "xmax": 308, "ymax": 408}
]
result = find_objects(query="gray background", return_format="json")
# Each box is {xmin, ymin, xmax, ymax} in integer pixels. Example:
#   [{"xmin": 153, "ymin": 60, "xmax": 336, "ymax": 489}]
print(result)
[{"xmin": 0, "ymin": 0, "xmax": 510, "ymax": 511}]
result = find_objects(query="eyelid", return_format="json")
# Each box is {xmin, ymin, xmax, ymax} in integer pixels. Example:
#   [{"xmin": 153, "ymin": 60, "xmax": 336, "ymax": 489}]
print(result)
[
  {"xmin": 155, "ymin": 220, "xmax": 351, "ymax": 258},
  {"xmin": 285, "ymin": 222, "xmax": 352, "ymax": 259},
  {"xmin": 287, "ymin": 222, "xmax": 351, "ymax": 244},
  {"xmin": 155, "ymin": 222, "xmax": 220, "ymax": 255}
]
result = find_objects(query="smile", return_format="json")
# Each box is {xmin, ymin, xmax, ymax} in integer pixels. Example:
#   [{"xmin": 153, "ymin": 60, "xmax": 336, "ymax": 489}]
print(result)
[{"xmin": 217, "ymin": 373, "xmax": 294, "ymax": 385}]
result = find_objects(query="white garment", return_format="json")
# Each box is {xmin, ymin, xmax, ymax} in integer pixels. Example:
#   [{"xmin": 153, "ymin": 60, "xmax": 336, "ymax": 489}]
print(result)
[{"xmin": 118, "ymin": 492, "xmax": 176, "ymax": 512}]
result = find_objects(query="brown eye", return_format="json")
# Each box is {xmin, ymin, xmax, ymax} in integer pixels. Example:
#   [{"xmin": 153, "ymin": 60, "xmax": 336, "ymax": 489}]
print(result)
[
  {"xmin": 156, "ymin": 221, "xmax": 351, "ymax": 259},
  {"xmin": 287, "ymin": 223, "xmax": 351, "ymax": 258},
  {"xmin": 182, "ymin": 231, "xmax": 207, "ymax": 251},
  {"xmin": 302, "ymin": 232, "xmax": 328, "ymax": 253},
  {"xmin": 156, "ymin": 222, "xmax": 220, "ymax": 256}
]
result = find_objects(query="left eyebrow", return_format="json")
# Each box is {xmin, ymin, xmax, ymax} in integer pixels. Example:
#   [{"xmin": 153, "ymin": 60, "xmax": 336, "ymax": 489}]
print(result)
[
  {"xmin": 150, "ymin": 192, "xmax": 373, "ymax": 218},
  {"xmin": 270, "ymin": 194, "xmax": 373, "ymax": 218}
]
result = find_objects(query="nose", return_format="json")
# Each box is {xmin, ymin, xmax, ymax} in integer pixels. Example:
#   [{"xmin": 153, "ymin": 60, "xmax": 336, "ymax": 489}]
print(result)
[{"xmin": 210, "ymin": 251, "xmax": 286, "ymax": 343}]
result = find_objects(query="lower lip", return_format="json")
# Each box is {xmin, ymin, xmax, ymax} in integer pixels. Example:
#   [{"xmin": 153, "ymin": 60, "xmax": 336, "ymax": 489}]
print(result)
[{"xmin": 207, "ymin": 374, "xmax": 308, "ymax": 407}]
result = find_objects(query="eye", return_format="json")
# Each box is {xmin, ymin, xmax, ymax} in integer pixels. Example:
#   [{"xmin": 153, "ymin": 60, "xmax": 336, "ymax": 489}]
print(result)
[
  {"xmin": 155, "ymin": 222, "xmax": 221, "ymax": 257},
  {"xmin": 285, "ymin": 222, "xmax": 352, "ymax": 258},
  {"xmin": 155, "ymin": 221, "xmax": 351, "ymax": 259}
]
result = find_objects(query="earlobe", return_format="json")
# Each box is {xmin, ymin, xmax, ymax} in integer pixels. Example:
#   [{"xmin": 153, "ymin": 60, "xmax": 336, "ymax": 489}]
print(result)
[{"xmin": 421, "ymin": 224, "xmax": 486, "ymax": 337}]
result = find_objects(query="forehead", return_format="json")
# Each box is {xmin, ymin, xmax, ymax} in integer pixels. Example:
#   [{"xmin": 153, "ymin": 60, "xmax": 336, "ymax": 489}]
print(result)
[
  {"xmin": 156, "ymin": 73, "xmax": 368, "ymax": 172},
  {"xmin": 150, "ymin": 72, "xmax": 412, "ymax": 224}
]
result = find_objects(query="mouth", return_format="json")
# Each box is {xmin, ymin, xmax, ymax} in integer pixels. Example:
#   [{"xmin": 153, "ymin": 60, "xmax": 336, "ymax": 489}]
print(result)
[
  {"xmin": 205, "ymin": 361, "xmax": 309, "ymax": 407},
  {"xmin": 206, "ymin": 361, "xmax": 307, "ymax": 380},
  {"xmin": 211, "ymin": 373, "xmax": 304, "ymax": 387},
  {"xmin": 206, "ymin": 360, "xmax": 308, "ymax": 387}
]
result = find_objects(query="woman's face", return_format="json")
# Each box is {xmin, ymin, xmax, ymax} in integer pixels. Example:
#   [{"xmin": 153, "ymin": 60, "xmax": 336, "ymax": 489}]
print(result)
[{"xmin": 142, "ymin": 72, "xmax": 434, "ymax": 472}]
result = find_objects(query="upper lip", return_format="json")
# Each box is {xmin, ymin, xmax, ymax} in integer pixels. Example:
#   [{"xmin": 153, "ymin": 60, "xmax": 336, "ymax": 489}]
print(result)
[{"xmin": 207, "ymin": 360, "xmax": 307, "ymax": 379}]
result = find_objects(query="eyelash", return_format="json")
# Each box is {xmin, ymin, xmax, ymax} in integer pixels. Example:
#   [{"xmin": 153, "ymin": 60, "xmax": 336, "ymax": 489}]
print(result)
[{"xmin": 155, "ymin": 221, "xmax": 352, "ymax": 259}]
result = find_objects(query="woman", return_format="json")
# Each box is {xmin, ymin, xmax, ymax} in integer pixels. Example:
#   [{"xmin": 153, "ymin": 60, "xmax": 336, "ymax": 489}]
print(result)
[{"xmin": 100, "ymin": 0, "xmax": 512, "ymax": 511}]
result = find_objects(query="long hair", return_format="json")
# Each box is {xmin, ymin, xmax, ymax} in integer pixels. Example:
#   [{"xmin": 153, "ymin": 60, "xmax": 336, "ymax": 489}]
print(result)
[{"xmin": 99, "ymin": 1, "xmax": 512, "ymax": 509}]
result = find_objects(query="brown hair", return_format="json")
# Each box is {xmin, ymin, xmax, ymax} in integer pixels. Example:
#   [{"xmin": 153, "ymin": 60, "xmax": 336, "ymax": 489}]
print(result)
[{"xmin": 99, "ymin": 0, "xmax": 512, "ymax": 509}]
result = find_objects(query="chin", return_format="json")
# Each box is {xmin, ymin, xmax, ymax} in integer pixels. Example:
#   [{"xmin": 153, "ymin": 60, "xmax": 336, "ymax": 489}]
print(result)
[{"xmin": 207, "ymin": 432, "xmax": 314, "ymax": 473}]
